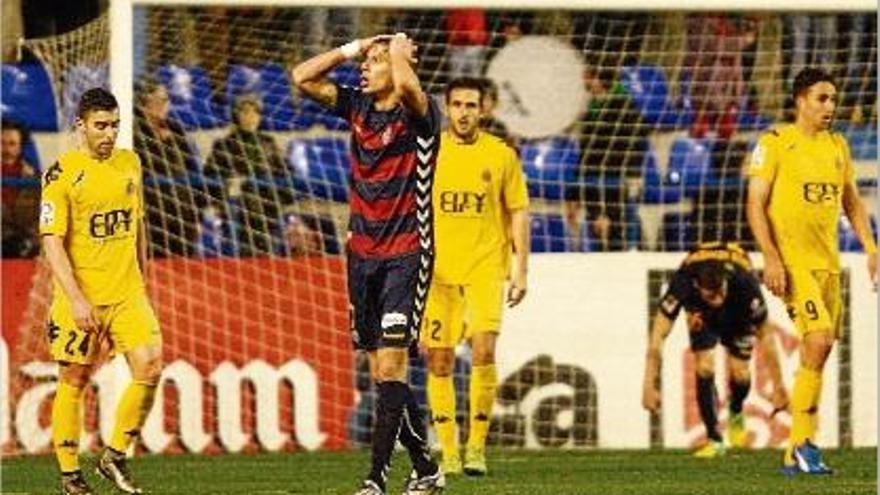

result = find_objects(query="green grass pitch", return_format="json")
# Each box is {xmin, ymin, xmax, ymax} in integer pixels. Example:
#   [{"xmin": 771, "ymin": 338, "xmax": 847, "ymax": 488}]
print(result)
[{"xmin": 2, "ymin": 448, "xmax": 875, "ymax": 494}]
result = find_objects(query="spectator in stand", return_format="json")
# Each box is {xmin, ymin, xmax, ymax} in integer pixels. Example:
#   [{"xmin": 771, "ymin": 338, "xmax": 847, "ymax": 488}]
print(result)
[
  {"xmin": 205, "ymin": 94, "xmax": 317, "ymax": 256},
  {"xmin": 444, "ymin": 9, "xmax": 490, "ymax": 78},
  {"xmin": 134, "ymin": 77, "xmax": 203, "ymax": 257},
  {"xmin": 478, "ymin": 78, "xmax": 510, "ymax": 141},
  {"xmin": 1, "ymin": 119, "xmax": 39, "ymax": 257},
  {"xmin": 684, "ymin": 15, "xmax": 758, "ymax": 140},
  {"xmin": 565, "ymin": 65, "xmax": 648, "ymax": 252}
]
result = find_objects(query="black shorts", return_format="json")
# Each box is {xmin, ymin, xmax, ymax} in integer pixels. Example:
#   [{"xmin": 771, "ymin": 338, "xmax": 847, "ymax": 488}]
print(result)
[
  {"xmin": 347, "ymin": 250, "xmax": 433, "ymax": 351},
  {"xmin": 689, "ymin": 324, "xmax": 756, "ymax": 360}
]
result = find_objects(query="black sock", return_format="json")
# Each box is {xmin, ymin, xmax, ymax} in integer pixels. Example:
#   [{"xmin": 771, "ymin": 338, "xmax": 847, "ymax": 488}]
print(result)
[
  {"xmin": 368, "ymin": 381, "xmax": 407, "ymax": 490},
  {"xmin": 728, "ymin": 378, "xmax": 751, "ymax": 415},
  {"xmin": 696, "ymin": 374, "xmax": 721, "ymax": 442},
  {"xmin": 397, "ymin": 385, "xmax": 437, "ymax": 477}
]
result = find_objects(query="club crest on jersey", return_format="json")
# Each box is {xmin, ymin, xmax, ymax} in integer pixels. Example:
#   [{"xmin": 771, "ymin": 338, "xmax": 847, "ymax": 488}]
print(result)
[
  {"xmin": 481, "ymin": 169, "xmax": 492, "ymax": 183},
  {"xmin": 126, "ymin": 178, "xmax": 136, "ymax": 195}
]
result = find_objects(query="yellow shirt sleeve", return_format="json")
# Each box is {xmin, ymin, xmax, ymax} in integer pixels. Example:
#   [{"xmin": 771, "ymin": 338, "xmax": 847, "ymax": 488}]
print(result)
[
  {"xmin": 39, "ymin": 161, "xmax": 71, "ymax": 237},
  {"xmin": 746, "ymin": 132, "xmax": 779, "ymax": 183},
  {"xmin": 835, "ymin": 134, "xmax": 856, "ymax": 185},
  {"xmin": 502, "ymin": 146, "xmax": 529, "ymax": 211}
]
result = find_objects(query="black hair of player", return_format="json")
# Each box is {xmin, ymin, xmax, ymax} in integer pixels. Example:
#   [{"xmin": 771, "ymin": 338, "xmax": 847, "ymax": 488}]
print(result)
[
  {"xmin": 445, "ymin": 77, "xmax": 485, "ymax": 103},
  {"xmin": 692, "ymin": 261, "xmax": 728, "ymax": 291},
  {"xmin": 77, "ymin": 87, "xmax": 118, "ymax": 119},
  {"xmin": 792, "ymin": 67, "xmax": 836, "ymax": 102}
]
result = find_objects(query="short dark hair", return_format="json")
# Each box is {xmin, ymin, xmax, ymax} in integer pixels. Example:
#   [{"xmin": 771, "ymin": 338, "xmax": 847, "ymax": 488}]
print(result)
[
  {"xmin": 480, "ymin": 78, "xmax": 498, "ymax": 101},
  {"xmin": 691, "ymin": 261, "xmax": 728, "ymax": 291},
  {"xmin": 445, "ymin": 77, "xmax": 484, "ymax": 103},
  {"xmin": 1, "ymin": 118, "xmax": 28, "ymax": 142},
  {"xmin": 77, "ymin": 87, "xmax": 118, "ymax": 119},
  {"xmin": 792, "ymin": 67, "xmax": 836, "ymax": 102},
  {"xmin": 135, "ymin": 76, "xmax": 164, "ymax": 107}
]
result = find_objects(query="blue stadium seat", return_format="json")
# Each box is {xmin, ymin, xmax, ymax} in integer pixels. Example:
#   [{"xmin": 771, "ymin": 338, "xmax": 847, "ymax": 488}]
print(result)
[
  {"xmin": 330, "ymin": 62, "xmax": 360, "ymax": 88},
  {"xmin": 520, "ymin": 137, "xmax": 580, "ymax": 200},
  {"xmin": 666, "ymin": 137, "xmax": 714, "ymax": 191},
  {"xmin": 156, "ymin": 65, "xmax": 225, "ymax": 129},
  {"xmin": 227, "ymin": 64, "xmax": 298, "ymax": 131},
  {"xmin": 1, "ymin": 63, "xmax": 57, "ymax": 131},
  {"xmin": 620, "ymin": 64, "xmax": 691, "ymax": 128},
  {"xmin": 641, "ymin": 149, "xmax": 682, "ymax": 204},
  {"xmin": 839, "ymin": 215, "xmax": 877, "ymax": 252},
  {"xmin": 286, "ymin": 138, "xmax": 350, "ymax": 202},
  {"xmin": 61, "ymin": 64, "xmax": 109, "ymax": 128},
  {"xmin": 530, "ymin": 213, "xmax": 568, "ymax": 253},
  {"xmin": 839, "ymin": 124, "xmax": 878, "ymax": 161},
  {"xmin": 22, "ymin": 137, "xmax": 41, "ymax": 172}
]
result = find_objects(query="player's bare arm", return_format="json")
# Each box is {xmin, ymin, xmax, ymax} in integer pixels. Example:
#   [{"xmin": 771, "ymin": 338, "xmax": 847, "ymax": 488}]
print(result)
[
  {"xmin": 747, "ymin": 177, "xmax": 786, "ymax": 297},
  {"xmin": 388, "ymin": 34, "xmax": 429, "ymax": 117},
  {"xmin": 755, "ymin": 320, "xmax": 789, "ymax": 414},
  {"xmin": 138, "ymin": 218, "xmax": 149, "ymax": 283},
  {"xmin": 43, "ymin": 235, "xmax": 100, "ymax": 333},
  {"xmin": 841, "ymin": 180, "xmax": 878, "ymax": 288},
  {"xmin": 507, "ymin": 207, "xmax": 529, "ymax": 308},
  {"xmin": 642, "ymin": 312, "xmax": 674, "ymax": 412}
]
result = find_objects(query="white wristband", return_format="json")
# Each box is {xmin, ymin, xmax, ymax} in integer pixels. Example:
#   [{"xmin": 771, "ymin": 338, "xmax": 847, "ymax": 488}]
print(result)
[{"xmin": 339, "ymin": 40, "xmax": 361, "ymax": 59}]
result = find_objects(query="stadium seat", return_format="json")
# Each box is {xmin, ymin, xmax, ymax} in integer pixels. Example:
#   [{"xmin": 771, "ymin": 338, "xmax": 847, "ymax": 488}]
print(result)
[
  {"xmin": 227, "ymin": 64, "xmax": 298, "ymax": 131},
  {"xmin": 530, "ymin": 213, "xmax": 568, "ymax": 253},
  {"xmin": 620, "ymin": 64, "xmax": 691, "ymax": 128},
  {"xmin": 156, "ymin": 64, "xmax": 225, "ymax": 129},
  {"xmin": 330, "ymin": 62, "xmax": 360, "ymax": 88},
  {"xmin": 641, "ymin": 149, "xmax": 682, "ymax": 204},
  {"xmin": 61, "ymin": 64, "xmax": 109, "ymax": 128},
  {"xmin": 1, "ymin": 63, "xmax": 57, "ymax": 131},
  {"xmin": 286, "ymin": 138, "xmax": 350, "ymax": 202},
  {"xmin": 839, "ymin": 215, "xmax": 877, "ymax": 252},
  {"xmin": 839, "ymin": 124, "xmax": 878, "ymax": 161},
  {"xmin": 520, "ymin": 137, "xmax": 580, "ymax": 200},
  {"xmin": 666, "ymin": 137, "xmax": 714, "ymax": 191}
]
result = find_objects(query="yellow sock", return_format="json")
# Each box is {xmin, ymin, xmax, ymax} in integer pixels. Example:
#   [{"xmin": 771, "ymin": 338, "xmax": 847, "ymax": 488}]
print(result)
[
  {"xmin": 109, "ymin": 380, "xmax": 157, "ymax": 453},
  {"xmin": 427, "ymin": 372, "xmax": 458, "ymax": 460},
  {"xmin": 467, "ymin": 364, "xmax": 497, "ymax": 450},
  {"xmin": 789, "ymin": 367, "xmax": 822, "ymax": 447},
  {"xmin": 53, "ymin": 381, "xmax": 85, "ymax": 473}
]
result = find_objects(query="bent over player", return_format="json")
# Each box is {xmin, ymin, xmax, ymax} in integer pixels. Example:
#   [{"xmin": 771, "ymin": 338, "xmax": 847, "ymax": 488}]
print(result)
[
  {"xmin": 642, "ymin": 242, "xmax": 788, "ymax": 457},
  {"xmin": 41, "ymin": 88, "xmax": 162, "ymax": 495},
  {"xmin": 422, "ymin": 77, "xmax": 529, "ymax": 476},
  {"xmin": 747, "ymin": 67, "xmax": 877, "ymax": 475},
  {"xmin": 292, "ymin": 34, "xmax": 443, "ymax": 495}
]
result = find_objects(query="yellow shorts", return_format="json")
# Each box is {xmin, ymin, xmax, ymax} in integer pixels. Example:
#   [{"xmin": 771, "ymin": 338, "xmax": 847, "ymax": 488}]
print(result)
[
  {"xmin": 785, "ymin": 269, "xmax": 842, "ymax": 338},
  {"xmin": 47, "ymin": 292, "xmax": 162, "ymax": 365},
  {"xmin": 421, "ymin": 279, "xmax": 504, "ymax": 349}
]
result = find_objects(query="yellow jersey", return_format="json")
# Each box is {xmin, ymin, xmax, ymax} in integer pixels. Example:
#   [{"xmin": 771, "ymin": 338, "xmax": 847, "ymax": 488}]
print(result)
[
  {"xmin": 747, "ymin": 124, "xmax": 854, "ymax": 272},
  {"xmin": 433, "ymin": 131, "xmax": 529, "ymax": 284},
  {"xmin": 40, "ymin": 149, "xmax": 146, "ymax": 305}
]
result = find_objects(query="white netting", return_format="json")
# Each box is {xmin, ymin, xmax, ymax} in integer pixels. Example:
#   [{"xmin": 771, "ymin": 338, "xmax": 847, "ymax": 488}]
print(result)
[{"xmin": 3, "ymin": 6, "xmax": 876, "ymax": 455}]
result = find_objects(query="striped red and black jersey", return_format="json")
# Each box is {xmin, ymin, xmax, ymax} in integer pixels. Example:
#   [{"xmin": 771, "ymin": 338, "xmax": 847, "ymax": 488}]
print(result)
[{"xmin": 332, "ymin": 85, "xmax": 441, "ymax": 259}]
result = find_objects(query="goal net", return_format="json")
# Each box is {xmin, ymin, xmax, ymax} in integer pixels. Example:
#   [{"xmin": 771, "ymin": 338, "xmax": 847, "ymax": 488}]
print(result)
[{"xmin": 3, "ymin": 2, "xmax": 876, "ymax": 456}]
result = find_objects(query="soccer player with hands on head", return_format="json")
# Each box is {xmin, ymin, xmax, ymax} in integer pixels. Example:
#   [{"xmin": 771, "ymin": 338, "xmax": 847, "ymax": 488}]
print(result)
[
  {"xmin": 41, "ymin": 88, "xmax": 163, "ymax": 495},
  {"xmin": 421, "ymin": 77, "xmax": 529, "ymax": 477},
  {"xmin": 747, "ymin": 67, "xmax": 878, "ymax": 475},
  {"xmin": 293, "ymin": 32, "xmax": 444, "ymax": 495},
  {"xmin": 642, "ymin": 243, "xmax": 788, "ymax": 458}
]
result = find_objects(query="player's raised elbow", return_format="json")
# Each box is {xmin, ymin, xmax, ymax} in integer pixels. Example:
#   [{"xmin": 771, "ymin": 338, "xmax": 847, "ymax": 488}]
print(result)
[{"xmin": 290, "ymin": 65, "xmax": 311, "ymax": 89}]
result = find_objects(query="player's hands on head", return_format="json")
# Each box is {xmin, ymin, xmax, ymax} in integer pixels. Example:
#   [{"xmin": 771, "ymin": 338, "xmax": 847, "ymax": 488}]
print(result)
[
  {"xmin": 389, "ymin": 33, "xmax": 418, "ymax": 64},
  {"xmin": 762, "ymin": 254, "xmax": 787, "ymax": 297},
  {"xmin": 72, "ymin": 296, "xmax": 100, "ymax": 333}
]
